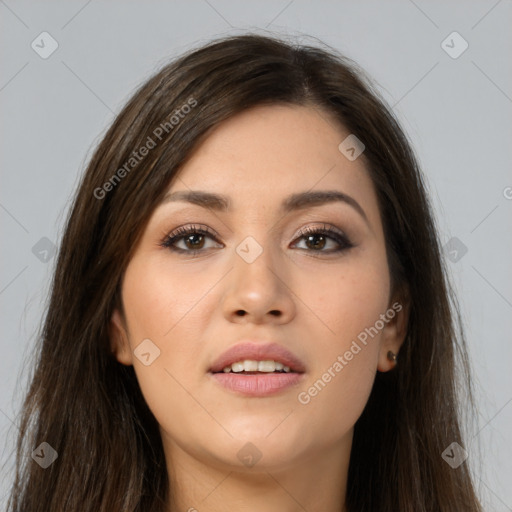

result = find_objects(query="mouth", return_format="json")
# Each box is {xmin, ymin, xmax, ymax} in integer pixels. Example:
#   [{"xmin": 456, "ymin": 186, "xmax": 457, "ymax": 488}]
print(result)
[
  {"xmin": 208, "ymin": 341, "xmax": 306, "ymax": 397},
  {"xmin": 211, "ymin": 359, "xmax": 299, "ymax": 375},
  {"xmin": 208, "ymin": 341, "xmax": 306, "ymax": 375}
]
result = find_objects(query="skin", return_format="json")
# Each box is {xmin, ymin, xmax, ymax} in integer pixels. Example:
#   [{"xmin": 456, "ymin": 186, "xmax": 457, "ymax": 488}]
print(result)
[{"xmin": 110, "ymin": 104, "xmax": 409, "ymax": 512}]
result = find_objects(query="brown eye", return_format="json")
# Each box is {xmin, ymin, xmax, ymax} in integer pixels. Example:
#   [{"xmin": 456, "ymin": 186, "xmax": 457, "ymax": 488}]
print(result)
[
  {"xmin": 161, "ymin": 225, "xmax": 222, "ymax": 254},
  {"xmin": 181, "ymin": 232, "xmax": 206, "ymax": 250},
  {"xmin": 293, "ymin": 224, "xmax": 353, "ymax": 253}
]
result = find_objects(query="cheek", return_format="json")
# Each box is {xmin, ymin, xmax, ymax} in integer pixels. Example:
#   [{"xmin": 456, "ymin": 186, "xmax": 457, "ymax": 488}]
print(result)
[
  {"xmin": 121, "ymin": 259, "xmax": 212, "ymax": 374},
  {"xmin": 291, "ymin": 252, "xmax": 389, "ymax": 434},
  {"xmin": 119, "ymin": 257, "xmax": 219, "ymax": 434},
  {"xmin": 121, "ymin": 260, "xmax": 187, "ymax": 337},
  {"xmin": 302, "ymin": 248, "xmax": 390, "ymax": 352}
]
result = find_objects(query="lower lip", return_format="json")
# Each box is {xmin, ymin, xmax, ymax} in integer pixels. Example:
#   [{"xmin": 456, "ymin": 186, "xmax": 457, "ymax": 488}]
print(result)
[{"xmin": 210, "ymin": 372, "xmax": 305, "ymax": 397}]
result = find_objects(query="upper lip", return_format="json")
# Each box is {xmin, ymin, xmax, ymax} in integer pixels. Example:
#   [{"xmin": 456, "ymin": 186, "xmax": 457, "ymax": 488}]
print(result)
[{"xmin": 209, "ymin": 341, "xmax": 306, "ymax": 373}]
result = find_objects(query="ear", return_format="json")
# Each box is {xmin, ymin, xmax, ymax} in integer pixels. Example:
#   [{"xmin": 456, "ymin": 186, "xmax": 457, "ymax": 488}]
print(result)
[
  {"xmin": 377, "ymin": 285, "xmax": 410, "ymax": 373},
  {"xmin": 109, "ymin": 308, "xmax": 133, "ymax": 366}
]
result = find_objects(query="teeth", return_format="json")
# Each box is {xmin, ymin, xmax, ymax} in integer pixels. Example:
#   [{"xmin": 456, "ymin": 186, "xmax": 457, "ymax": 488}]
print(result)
[
  {"xmin": 258, "ymin": 360, "xmax": 275, "ymax": 372},
  {"xmin": 231, "ymin": 362, "xmax": 245, "ymax": 372},
  {"xmin": 221, "ymin": 359, "xmax": 293, "ymax": 373},
  {"xmin": 244, "ymin": 360, "xmax": 259, "ymax": 371}
]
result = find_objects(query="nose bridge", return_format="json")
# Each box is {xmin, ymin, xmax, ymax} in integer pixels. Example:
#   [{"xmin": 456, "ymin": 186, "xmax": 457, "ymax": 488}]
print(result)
[
  {"xmin": 221, "ymin": 229, "xmax": 295, "ymax": 321},
  {"xmin": 231, "ymin": 206, "xmax": 280, "ymax": 266},
  {"xmin": 234, "ymin": 231, "xmax": 280, "ymax": 293}
]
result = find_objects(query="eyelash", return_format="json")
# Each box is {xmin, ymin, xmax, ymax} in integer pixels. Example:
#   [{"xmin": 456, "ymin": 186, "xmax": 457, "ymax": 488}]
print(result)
[{"xmin": 160, "ymin": 223, "xmax": 354, "ymax": 257}]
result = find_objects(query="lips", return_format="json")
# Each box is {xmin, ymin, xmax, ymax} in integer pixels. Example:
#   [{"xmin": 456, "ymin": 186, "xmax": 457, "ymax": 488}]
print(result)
[{"xmin": 209, "ymin": 341, "xmax": 306, "ymax": 374}]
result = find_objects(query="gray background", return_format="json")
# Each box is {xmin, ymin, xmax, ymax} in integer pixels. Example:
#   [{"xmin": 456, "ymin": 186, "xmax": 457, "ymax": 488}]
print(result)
[{"xmin": 1, "ymin": 0, "xmax": 511, "ymax": 509}]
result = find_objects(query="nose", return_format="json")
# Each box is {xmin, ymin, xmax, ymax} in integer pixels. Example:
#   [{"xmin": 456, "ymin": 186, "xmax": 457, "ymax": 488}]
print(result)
[{"xmin": 221, "ymin": 241, "xmax": 296, "ymax": 325}]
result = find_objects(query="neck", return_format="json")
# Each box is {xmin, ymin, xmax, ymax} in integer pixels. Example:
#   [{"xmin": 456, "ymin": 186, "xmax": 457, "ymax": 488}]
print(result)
[{"xmin": 162, "ymin": 432, "xmax": 352, "ymax": 512}]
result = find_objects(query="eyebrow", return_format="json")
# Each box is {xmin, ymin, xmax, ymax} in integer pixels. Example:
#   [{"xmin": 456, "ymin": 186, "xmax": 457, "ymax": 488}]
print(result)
[{"xmin": 161, "ymin": 189, "xmax": 369, "ymax": 225}]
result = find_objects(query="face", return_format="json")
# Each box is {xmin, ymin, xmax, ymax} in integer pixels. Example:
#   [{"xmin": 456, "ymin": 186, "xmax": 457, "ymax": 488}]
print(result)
[{"xmin": 110, "ymin": 104, "xmax": 408, "ymax": 474}]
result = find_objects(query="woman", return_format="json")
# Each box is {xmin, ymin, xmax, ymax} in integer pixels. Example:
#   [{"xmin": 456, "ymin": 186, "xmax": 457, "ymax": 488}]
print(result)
[{"xmin": 7, "ymin": 33, "xmax": 483, "ymax": 511}]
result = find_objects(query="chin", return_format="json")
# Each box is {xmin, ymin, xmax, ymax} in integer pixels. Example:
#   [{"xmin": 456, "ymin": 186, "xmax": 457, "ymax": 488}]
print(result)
[
  {"xmin": 223, "ymin": 411, "xmax": 300, "ymax": 439},
  {"xmin": 220, "ymin": 423, "xmax": 305, "ymax": 463},
  {"xmin": 214, "ymin": 442, "xmax": 303, "ymax": 473}
]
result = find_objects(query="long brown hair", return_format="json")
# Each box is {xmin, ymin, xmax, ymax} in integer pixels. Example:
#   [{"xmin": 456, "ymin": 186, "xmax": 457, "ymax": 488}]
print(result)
[{"xmin": 7, "ymin": 33, "xmax": 482, "ymax": 511}]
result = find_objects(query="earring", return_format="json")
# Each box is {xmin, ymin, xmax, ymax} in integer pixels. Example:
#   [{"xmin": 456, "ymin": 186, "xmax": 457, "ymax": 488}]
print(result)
[{"xmin": 387, "ymin": 350, "xmax": 397, "ymax": 363}]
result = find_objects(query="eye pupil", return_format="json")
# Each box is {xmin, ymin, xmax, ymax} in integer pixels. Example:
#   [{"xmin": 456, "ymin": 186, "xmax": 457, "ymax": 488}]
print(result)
[
  {"xmin": 185, "ymin": 234, "xmax": 204, "ymax": 249},
  {"xmin": 305, "ymin": 234, "xmax": 326, "ymax": 250}
]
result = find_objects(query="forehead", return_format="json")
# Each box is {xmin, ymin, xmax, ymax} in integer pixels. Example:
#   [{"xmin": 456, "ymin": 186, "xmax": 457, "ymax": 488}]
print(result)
[{"xmin": 162, "ymin": 104, "xmax": 380, "ymax": 232}]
